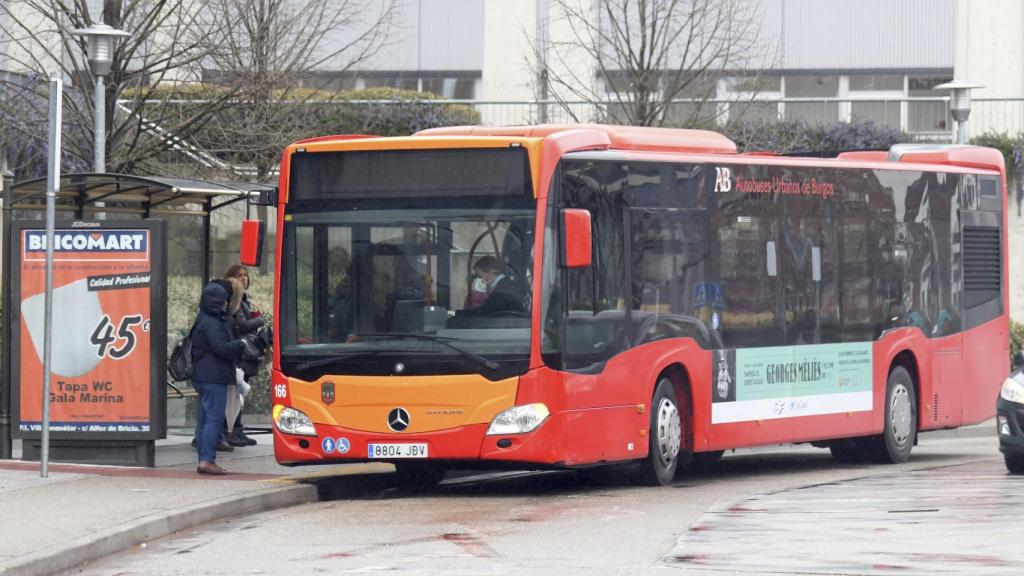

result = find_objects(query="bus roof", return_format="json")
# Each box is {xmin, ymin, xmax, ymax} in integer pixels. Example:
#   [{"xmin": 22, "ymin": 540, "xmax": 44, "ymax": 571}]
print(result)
[
  {"xmin": 415, "ymin": 124, "xmax": 737, "ymax": 155},
  {"xmin": 414, "ymin": 124, "xmax": 1005, "ymax": 174}
]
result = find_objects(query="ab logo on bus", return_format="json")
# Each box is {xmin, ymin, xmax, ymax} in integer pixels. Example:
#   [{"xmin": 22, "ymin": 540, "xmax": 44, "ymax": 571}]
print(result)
[{"xmin": 714, "ymin": 167, "xmax": 732, "ymax": 193}]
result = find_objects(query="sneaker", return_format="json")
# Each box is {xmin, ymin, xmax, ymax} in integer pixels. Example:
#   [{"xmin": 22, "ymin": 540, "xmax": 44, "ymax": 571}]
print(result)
[
  {"xmin": 226, "ymin": 434, "xmax": 247, "ymax": 447},
  {"xmin": 216, "ymin": 441, "xmax": 235, "ymax": 452},
  {"xmin": 233, "ymin": 430, "xmax": 258, "ymax": 446}
]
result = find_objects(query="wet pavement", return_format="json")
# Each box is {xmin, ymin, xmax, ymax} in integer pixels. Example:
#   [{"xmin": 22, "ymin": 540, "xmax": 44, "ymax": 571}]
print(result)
[{"xmin": 667, "ymin": 459, "xmax": 1024, "ymax": 574}]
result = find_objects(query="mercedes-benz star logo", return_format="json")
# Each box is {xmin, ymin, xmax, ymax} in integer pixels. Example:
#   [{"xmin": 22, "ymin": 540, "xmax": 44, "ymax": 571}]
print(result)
[{"xmin": 387, "ymin": 407, "xmax": 410, "ymax": 432}]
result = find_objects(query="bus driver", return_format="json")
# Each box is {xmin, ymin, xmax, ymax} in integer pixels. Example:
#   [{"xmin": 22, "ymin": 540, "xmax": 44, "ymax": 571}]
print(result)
[{"xmin": 464, "ymin": 255, "xmax": 525, "ymax": 315}]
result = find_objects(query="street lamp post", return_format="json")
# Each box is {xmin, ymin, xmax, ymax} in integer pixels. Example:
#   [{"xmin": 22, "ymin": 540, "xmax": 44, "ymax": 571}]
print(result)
[
  {"xmin": 934, "ymin": 80, "xmax": 984, "ymax": 145},
  {"xmin": 71, "ymin": 24, "xmax": 130, "ymax": 173}
]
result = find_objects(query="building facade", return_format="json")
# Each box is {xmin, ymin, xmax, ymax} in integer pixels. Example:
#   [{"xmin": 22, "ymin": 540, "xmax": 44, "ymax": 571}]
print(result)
[{"xmin": 3, "ymin": 0, "xmax": 1021, "ymax": 137}]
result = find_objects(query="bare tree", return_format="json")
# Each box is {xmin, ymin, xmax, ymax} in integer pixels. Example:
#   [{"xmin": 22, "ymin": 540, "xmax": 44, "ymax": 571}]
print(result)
[
  {"xmin": 0, "ymin": 0, "xmax": 394, "ymax": 181},
  {"xmin": 532, "ymin": 0, "xmax": 777, "ymax": 128},
  {"xmin": 0, "ymin": 0, "xmax": 245, "ymax": 178},
  {"xmin": 175, "ymin": 0, "xmax": 396, "ymax": 180}
]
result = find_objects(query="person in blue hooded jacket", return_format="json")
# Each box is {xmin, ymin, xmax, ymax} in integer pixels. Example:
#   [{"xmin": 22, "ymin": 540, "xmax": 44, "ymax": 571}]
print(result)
[{"xmin": 192, "ymin": 281, "xmax": 247, "ymax": 475}]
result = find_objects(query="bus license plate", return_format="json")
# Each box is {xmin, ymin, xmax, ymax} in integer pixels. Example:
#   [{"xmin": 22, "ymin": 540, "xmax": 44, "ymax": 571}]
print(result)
[{"xmin": 367, "ymin": 443, "xmax": 428, "ymax": 459}]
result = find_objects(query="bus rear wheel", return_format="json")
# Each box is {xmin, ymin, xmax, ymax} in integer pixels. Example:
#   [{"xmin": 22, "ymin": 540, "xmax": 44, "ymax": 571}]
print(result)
[
  {"xmin": 874, "ymin": 366, "xmax": 917, "ymax": 464},
  {"xmin": 637, "ymin": 378, "xmax": 682, "ymax": 486}
]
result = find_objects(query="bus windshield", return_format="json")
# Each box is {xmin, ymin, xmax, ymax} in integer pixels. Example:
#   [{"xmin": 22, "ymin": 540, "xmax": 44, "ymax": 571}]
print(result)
[{"xmin": 280, "ymin": 201, "xmax": 536, "ymax": 380}]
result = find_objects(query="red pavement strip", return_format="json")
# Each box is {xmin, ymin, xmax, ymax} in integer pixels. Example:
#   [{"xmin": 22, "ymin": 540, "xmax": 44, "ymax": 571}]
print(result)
[{"xmin": 0, "ymin": 460, "xmax": 286, "ymax": 481}]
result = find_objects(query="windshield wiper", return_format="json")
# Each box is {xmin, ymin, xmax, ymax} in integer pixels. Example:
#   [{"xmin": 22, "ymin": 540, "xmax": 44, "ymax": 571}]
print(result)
[
  {"xmin": 350, "ymin": 332, "xmax": 501, "ymax": 371},
  {"xmin": 296, "ymin": 350, "xmax": 383, "ymax": 371}
]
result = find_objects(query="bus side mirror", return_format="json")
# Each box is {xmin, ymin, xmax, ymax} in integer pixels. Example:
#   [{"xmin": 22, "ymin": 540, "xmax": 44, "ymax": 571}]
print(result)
[
  {"xmin": 562, "ymin": 208, "xmax": 592, "ymax": 268},
  {"xmin": 240, "ymin": 220, "xmax": 265, "ymax": 267},
  {"xmin": 1014, "ymin": 352, "xmax": 1024, "ymax": 370}
]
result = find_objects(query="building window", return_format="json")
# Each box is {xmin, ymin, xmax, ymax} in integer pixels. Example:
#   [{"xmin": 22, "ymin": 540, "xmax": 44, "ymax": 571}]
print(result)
[
  {"xmin": 785, "ymin": 75, "xmax": 839, "ymax": 124},
  {"xmin": 849, "ymin": 74, "xmax": 904, "ymax": 91},
  {"xmin": 909, "ymin": 75, "xmax": 952, "ymax": 132},
  {"xmin": 724, "ymin": 75, "xmax": 782, "ymax": 124},
  {"xmin": 849, "ymin": 75, "xmax": 905, "ymax": 129}
]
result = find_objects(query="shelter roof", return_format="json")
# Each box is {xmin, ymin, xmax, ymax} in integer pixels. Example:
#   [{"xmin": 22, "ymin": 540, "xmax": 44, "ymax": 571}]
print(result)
[{"xmin": 9, "ymin": 173, "xmax": 273, "ymax": 217}]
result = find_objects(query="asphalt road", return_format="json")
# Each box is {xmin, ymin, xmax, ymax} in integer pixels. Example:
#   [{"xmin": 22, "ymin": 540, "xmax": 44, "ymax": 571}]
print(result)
[{"xmin": 79, "ymin": 434, "xmax": 1018, "ymax": 575}]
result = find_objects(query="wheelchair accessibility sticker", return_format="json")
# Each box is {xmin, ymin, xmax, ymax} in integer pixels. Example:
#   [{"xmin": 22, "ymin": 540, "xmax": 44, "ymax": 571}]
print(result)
[{"xmin": 336, "ymin": 437, "xmax": 351, "ymax": 454}]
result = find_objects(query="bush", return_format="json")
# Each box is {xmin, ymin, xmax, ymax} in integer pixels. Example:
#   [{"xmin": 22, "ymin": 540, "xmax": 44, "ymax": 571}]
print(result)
[
  {"xmin": 1012, "ymin": 319, "xmax": 1024, "ymax": 364},
  {"xmin": 725, "ymin": 119, "xmax": 914, "ymax": 155},
  {"xmin": 970, "ymin": 132, "xmax": 1024, "ymax": 176},
  {"xmin": 305, "ymin": 87, "xmax": 480, "ymax": 137},
  {"xmin": 140, "ymin": 85, "xmax": 480, "ymax": 178}
]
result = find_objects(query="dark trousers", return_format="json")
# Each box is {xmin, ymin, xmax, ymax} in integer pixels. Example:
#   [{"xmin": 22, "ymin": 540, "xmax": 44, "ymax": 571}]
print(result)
[{"xmin": 193, "ymin": 381, "xmax": 227, "ymax": 463}]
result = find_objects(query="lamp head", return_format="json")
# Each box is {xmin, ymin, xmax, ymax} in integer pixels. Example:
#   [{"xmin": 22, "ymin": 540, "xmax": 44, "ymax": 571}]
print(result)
[
  {"xmin": 934, "ymin": 80, "xmax": 984, "ymax": 123},
  {"xmin": 71, "ymin": 24, "xmax": 131, "ymax": 77}
]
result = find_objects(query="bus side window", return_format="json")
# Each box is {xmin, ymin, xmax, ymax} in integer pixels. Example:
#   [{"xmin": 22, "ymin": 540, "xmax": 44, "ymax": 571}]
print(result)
[{"xmin": 711, "ymin": 187, "xmax": 780, "ymax": 348}]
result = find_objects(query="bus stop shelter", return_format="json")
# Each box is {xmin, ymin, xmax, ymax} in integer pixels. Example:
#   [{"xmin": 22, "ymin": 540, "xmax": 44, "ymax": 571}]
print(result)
[{"xmin": 0, "ymin": 172, "xmax": 275, "ymax": 459}]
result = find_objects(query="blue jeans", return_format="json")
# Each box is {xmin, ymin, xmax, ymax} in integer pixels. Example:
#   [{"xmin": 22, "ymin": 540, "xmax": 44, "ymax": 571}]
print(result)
[
  {"xmin": 193, "ymin": 381, "xmax": 227, "ymax": 463},
  {"xmin": 193, "ymin": 401, "xmax": 225, "ymax": 442}
]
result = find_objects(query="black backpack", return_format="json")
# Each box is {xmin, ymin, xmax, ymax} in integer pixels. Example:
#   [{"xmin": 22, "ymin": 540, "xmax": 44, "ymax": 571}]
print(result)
[{"xmin": 168, "ymin": 323, "xmax": 197, "ymax": 382}]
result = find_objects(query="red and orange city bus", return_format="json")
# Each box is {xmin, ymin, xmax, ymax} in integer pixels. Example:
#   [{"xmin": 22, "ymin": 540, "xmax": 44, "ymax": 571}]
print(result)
[{"xmin": 247, "ymin": 125, "xmax": 1008, "ymax": 486}]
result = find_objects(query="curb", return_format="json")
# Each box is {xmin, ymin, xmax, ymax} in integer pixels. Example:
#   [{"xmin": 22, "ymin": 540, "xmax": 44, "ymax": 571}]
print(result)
[{"xmin": 0, "ymin": 482, "xmax": 318, "ymax": 576}]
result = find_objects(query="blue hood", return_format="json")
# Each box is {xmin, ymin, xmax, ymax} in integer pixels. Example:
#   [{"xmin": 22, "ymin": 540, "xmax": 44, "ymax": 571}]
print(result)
[{"xmin": 200, "ymin": 282, "xmax": 229, "ymax": 316}]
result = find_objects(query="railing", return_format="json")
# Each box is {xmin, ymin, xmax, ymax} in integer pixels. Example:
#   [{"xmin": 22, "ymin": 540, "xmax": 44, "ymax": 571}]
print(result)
[
  {"xmin": 123, "ymin": 96, "xmax": 1024, "ymax": 140},
  {"xmin": 118, "ymin": 96, "xmax": 1024, "ymax": 176}
]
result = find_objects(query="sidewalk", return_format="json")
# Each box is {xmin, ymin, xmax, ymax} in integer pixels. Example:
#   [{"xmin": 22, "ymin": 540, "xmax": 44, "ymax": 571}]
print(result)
[
  {"xmin": 0, "ymin": 430, "xmax": 391, "ymax": 576},
  {"xmin": 0, "ymin": 418, "xmax": 997, "ymax": 576}
]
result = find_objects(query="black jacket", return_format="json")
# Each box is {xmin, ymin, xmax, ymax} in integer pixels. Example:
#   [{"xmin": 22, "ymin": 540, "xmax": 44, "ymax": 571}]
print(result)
[
  {"xmin": 229, "ymin": 292, "xmax": 265, "ymax": 379},
  {"xmin": 471, "ymin": 276, "xmax": 526, "ymax": 315},
  {"xmin": 191, "ymin": 282, "xmax": 245, "ymax": 385},
  {"xmin": 232, "ymin": 293, "xmax": 263, "ymax": 336}
]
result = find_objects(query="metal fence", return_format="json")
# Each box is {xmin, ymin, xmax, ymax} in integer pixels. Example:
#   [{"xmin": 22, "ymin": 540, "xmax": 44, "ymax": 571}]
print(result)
[
  {"xmin": 124, "ymin": 95, "xmax": 1024, "ymax": 141},
  {"xmin": 115, "ymin": 96, "xmax": 1024, "ymax": 177}
]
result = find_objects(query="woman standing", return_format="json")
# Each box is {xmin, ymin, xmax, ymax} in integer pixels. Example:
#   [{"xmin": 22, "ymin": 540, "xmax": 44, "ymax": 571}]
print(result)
[
  {"xmin": 192, "ymin": 281, "xmax": 246, "ymax": 475},
  {"xmin": 224, "ymin": 264, "xmax": 265, "ymax": 446}
]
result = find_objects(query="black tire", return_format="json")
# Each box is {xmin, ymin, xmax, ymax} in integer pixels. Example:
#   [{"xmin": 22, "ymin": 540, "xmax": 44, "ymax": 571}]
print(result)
[
  {"xmin": 1005, "ymin": 454, "xmax": 1024, "ymax": 475},
  {"xmin": 874, "ymin": 366, "xmax": 917, "ymax": 464},
  {"xmin": 637, "ymin": 378, "xmax": 682, "ymax": 486},
  {"xmin": 393, "ymin": 462, "xmax": 446, "ymax": 490}
]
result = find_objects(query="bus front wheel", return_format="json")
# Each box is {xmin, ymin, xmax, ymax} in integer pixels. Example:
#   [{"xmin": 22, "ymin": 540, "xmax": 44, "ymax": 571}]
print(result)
[
  {"xmin": 1005, "ymin": 454, "xmax": 1024, "ymax": 475},
  {"xmin": 637, "ymin": 378, "xmax": 682, "ymax": 486},
  {"xmin": 875, "ymin": 366, "xmax": 917, "ymax": 464}
]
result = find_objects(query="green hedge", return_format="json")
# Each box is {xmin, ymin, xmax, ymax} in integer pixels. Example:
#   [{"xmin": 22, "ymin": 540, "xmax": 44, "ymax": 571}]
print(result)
[
  {"xmin": 140, "ymin": 86, "xmax": 480, "ymax": 174},
  {"xmin": 1012, "ymin": 320, "xmax": 1024, "ymax": 364},
  {"xmin": 969, "ymin": 132, "xmax": 1024, "ymax": 175},
  {"xmin": 724, "ymin": 119, "xmax": 914, "ymax": 154}
]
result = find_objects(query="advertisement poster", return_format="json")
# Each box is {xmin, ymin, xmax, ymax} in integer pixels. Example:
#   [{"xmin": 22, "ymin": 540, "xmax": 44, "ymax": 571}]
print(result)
[
  {"xmin": 14, "ymin": 222, "xmax": 164, "ymax": 437},
  {"xmin": 711, "ymin": 342, "xmax": 873, "ymax": 424}
]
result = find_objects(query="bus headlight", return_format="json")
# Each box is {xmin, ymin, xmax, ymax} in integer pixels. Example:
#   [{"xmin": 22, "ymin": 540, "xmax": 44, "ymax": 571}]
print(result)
[
  {"xmin": 273, "ymin": 405, "xmax": 317, "ymax": 436},
  {"xmin": 486, "ymin": 403, "xmax": 549, "ymax": 435},
  {"xmin": 1002, "ymin": 378, "xmax": 1024, "ymax": 405}
]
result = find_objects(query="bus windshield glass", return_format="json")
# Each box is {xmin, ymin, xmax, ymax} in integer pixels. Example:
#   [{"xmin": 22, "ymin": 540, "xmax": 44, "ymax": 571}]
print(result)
[{"xmin": 280, "ymin": 150, "xmax": 536, "ymax": 380}]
